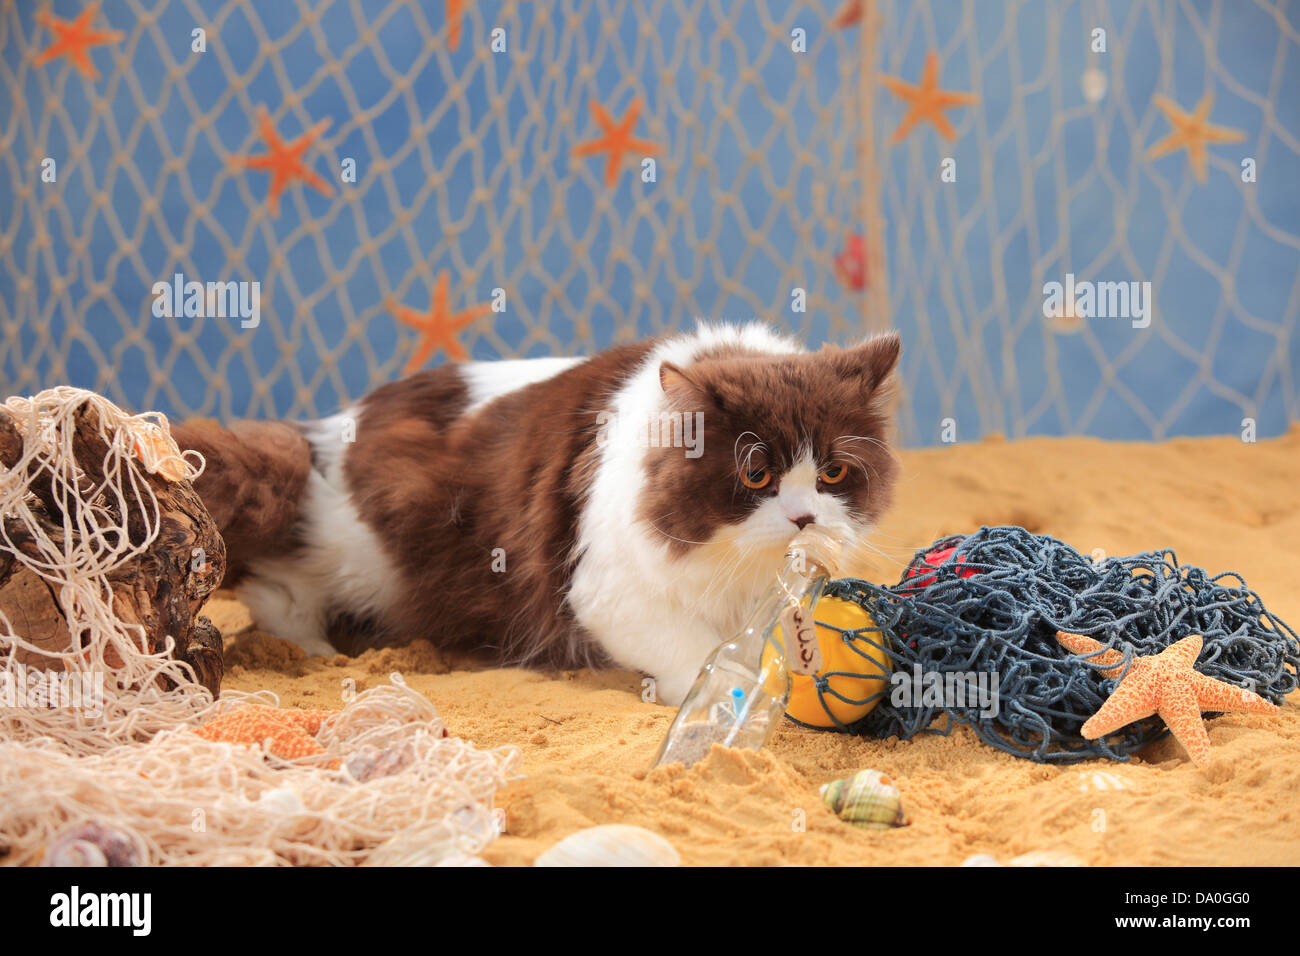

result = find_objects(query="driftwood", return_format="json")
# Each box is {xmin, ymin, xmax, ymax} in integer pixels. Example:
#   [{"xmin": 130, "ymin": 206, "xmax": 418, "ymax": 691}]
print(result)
[{"xmin": 0, "ymin": 400, "xmax": 226, "ymax": 696}]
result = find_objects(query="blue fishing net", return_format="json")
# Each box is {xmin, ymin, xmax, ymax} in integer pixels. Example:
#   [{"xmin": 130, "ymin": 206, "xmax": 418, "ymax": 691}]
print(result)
[{"xmin": 806, "ymin": 526, "xmax": 1299, "ymax": 762}]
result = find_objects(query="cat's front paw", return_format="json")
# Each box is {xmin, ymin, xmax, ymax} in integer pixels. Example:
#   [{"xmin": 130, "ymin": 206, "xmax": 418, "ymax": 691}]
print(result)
[{"xmin": 647, "ymin": 671, "xmax": 694, "ymax": 708}]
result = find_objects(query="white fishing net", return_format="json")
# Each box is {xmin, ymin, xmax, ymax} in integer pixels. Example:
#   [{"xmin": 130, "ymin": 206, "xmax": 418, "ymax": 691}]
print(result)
[{"xmin": 0, "ymin": 387, "xmax": 519, "ymax": 866}]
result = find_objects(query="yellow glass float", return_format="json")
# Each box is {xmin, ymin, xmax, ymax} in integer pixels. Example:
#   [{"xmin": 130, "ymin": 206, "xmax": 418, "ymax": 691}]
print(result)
[{"xmin": 762, "ymin": 594, "xmax": 892, "ymax": 728}]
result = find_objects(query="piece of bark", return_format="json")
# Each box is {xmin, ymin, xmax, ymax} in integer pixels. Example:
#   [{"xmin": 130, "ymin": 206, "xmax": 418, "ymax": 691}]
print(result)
[{"xmin": 0, "ymin": 400, "xmax": 227, "ymax": 697}]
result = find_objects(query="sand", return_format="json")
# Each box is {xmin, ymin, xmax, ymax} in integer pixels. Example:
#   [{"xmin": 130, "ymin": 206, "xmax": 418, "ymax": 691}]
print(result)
[{"xmin": 211, "ymin": 426, "xmax": 1300, "ymax": 865}]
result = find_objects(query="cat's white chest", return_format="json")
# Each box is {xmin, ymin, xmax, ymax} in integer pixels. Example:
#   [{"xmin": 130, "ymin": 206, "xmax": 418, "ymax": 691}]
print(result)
[{"xmin": 567, "ymin": 540, "xmax": 768, "ymax": 706}]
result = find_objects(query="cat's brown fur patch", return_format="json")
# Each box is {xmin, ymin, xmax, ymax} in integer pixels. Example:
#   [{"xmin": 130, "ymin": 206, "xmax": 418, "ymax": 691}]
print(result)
[
  {"xmin": 343, "ymin": 343, "xmax": 655, "ymax": 665},
  {"xmin": 171, "ymin": 419, "xmax": 314, "ymax": 583}
]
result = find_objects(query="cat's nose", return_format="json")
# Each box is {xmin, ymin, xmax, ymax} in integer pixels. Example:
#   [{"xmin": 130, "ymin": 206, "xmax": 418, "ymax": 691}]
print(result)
[{"xmin": 791, "ymin": 514, "xmax": 815, "ymax": 530}]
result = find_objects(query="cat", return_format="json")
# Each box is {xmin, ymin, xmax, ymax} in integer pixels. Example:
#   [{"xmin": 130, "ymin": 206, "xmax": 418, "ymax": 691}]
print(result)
[{"xmin": 175, "ymin": 323, "xmax": 901, "ymax": 705}]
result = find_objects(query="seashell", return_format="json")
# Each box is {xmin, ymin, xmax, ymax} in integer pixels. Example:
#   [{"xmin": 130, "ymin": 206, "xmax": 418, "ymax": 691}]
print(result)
[
  {"xmin": 962, "ymin": 850, "xmax": 1085, "ymax": 867},
  {"xmin": 1008, "ymin": 849, "xmax": 1084, "ymax": 867},
  {"xmin": 43, "ymin": 822, "xmax": 144, "ymax": 867},
  {"xmin": 534, "ymin": 825, "xmax": 681, "ymax": 867},
  {"xmin": 363, "ymin": 803, "xmax": 501, "ymax": 867},
  {"xmin": 344, "ymin": 742, "xmax": 416, "ymax": 782},
  {"xmin": 364, "ymin": 823, "xmax": 463, "ymax": 867},
  {"xmin": 256, "ymin": 786, "xmax": 306, "ymax": 817},
  {"xmin": 819, "ymin": 769, "xmax": 907, "ymax": 829},
  {"xmin": 435, "ymin": 852, "xmax": 492, "ymax": 867},
  {"xmin": 43, "ymin": 839, "xmax": 109, "ymax": 867},
  {"xmin": 1077, "ymin": 770, "xmax": 1132, "ymax": 792},
  {"xmin": 450, "ymin": 802, "xmax": 500, "ymax": 850},
  {"xmin": 206, "ymin": 848, "xmax": 279, "ymax": 866}
]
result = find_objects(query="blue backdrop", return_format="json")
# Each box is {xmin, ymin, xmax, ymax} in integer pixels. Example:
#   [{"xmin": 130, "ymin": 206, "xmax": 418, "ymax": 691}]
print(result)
[{"xmin": 1, "ymin": 0, "xmax": 1296, "ymax": 445}]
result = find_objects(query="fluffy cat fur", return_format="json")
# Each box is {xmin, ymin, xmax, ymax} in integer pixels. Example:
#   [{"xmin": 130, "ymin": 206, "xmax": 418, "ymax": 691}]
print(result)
[{"xmin": 176, "ymin": 323, "xmax": 901, "ymax": 705}]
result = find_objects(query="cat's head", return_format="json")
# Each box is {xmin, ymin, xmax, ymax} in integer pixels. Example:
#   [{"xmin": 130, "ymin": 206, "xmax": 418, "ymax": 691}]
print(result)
[{"xmin": 639, "ymin": 332, "xmax": 901, "ymax": 570}]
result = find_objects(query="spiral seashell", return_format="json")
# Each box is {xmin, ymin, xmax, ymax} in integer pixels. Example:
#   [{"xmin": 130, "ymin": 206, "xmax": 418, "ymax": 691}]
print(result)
[
  {"xmin": 42, "ymin": 822, "xmax": 144, "ymax": 867},
  {"xmin": 534, "ymin": 825, "xmax": 681, "ymax": 867},
  {"xmin": 819, "ymin": 769, "xmax": 908, "ymax": 829},
  {"xmin": 44, "ymin": 839, "xmax": 109, "ymax": 867},
  {"xmin": 344, "ymin": 742, "xmax": 416, "ymax": 782}
]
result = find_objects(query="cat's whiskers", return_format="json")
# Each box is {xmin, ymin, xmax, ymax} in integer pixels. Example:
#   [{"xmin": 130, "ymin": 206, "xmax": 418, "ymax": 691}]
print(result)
[
  {"xmin": 835, "ymin": 433, "xmax": 901, "ymax": 463},
  {"xmin": 694, "ymin": 548, "xmax": 748, "ymax": 610},
  {"xmin": 853, "ymin": 537, "xmax": 906, "ymax": 562},
  {"xmin": 694, "ymin": 543, "xmax": 781, "ymax": 621},
  {"xmin": 862, "ymin": 526, "xmax": 947, "ymax": 550},
  {"xmin": 837, "ymin": 438, "xmax": 901, "ymax": 483},
  {"xmin": 839, "ymin": 518, "xmax": 918, "ymax": 565},
  {"xmin": 733, "ymin": 431, "xmax": 767, "ymax": 489},
  {"xmin": 644, "ymin": 512, "xmax": 712, "ymax": 547},
  {"xmin": 837, "ymin": 447, "xmax": 874, "ymax": 482},
  {"xmin": 833, "ymin": 437, "xmax": 885, "ymax": 483}
]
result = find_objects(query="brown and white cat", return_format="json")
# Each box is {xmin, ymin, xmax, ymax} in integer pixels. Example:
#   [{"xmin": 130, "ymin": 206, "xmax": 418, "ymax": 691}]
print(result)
[{"xmin": 176, "ymin": 323, "xmax": 901, "ymax": 705}]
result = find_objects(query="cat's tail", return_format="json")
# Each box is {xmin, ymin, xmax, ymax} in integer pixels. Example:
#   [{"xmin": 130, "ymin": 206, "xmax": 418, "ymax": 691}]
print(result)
[{"xmin": 169, "ymin": 419, "xmax": 313, "ymax": 585}]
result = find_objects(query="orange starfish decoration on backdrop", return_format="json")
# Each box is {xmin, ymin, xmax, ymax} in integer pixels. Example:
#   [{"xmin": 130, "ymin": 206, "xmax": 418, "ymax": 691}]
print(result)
[
  {"xmin": 879, "ymin": 51, "xmax": 979, "ymax": 144},
  {"xmin": 832, "ymin": 0, "xmax": 864, "ymax": 28},
  {"xmin": 446, "ymin": 0, "xmax": 467, "ymax": 51},
  {"xmin": 195, "ymin": 705, "xmax": 339, "ymax": 764},
  {"xmin": 388, "ymin": 271, "xmax": 492, "ymax": 372},
  {"xmin": 34, "ymin": 3, "xmax": 124, "ymax": 80},
  {"xmin": 1057, "ymin": 631, "xmax": 1277, "ymax": 768},
  {"xmin": 229, "ymin": 106, "xmax": 335, "ymax": 216},
  {"xmin": 1146, "ymin": 93, "xmax": 1246, "ymax": 184},
  {"xmin": 573, "ymin": 98, "xmax": 662, "ymax": 187}
]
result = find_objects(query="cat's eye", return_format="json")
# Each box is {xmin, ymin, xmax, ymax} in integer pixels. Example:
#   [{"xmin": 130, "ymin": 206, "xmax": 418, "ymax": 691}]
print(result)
[
  {"xmin": 741, "ymin": 468, "xmax": 771, "ymax": 490},
  {"xmin": 819, "ymin": 464, "xmax": 846, "ymax": 485}
]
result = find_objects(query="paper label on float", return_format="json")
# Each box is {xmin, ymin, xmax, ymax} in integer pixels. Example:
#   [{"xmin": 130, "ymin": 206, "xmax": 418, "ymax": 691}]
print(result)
[{"xmin": 781, "ymin": 604, "xmax": 822, "ymax": 676}]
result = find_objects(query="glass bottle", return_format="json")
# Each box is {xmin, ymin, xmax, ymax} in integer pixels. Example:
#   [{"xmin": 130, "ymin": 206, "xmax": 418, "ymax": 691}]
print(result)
[{"xmin": 653, "ymin": 525, "xmax": 843, "ymax": 768}]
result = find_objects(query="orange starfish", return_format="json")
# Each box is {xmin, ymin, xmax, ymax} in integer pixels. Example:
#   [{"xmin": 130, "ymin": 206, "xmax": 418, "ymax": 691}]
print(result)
[
  {"xmin": 879, "ymin": 51, "xmax": 979, "ymax": 145},
  {"xmin": 832, "ymin": 0, "xmax": 864, "ymax": 28},
  {"xmin": 446, "ymin": 0, "xmax": 467, "ymax": 51},
  {"xmin": 194, "ymin": 704, "xmax": 339, "ymax": 764},
  {"xmin": 573, "ymin": 98, "xmax": 662, "ymax": 187},
  {"xmin": 229, "ymin": 106, "xmax": 335, "ymax": 216},
  {"xmin": 388, "ymin": 271, "xmax": 492, "ymax": 372},
  {"xmin": 1057, "ymin": 631, "xmax": 1277, "ymax": 768},
  {"xmin": 1146, "ymin": 93, "xmax": 1246, "ymax": 184},
  {"xmin": 34, "ymin": 3, "xmax": 124, "ymax": 81}
]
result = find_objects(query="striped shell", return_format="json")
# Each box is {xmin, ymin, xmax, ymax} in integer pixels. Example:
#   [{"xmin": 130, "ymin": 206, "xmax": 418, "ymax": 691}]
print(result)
[
  {"xmin": 534, "ymin": 825, "xmax": 681, "ymax": 867},
  {"xmin": 819, "ymin": 769, "xmax": 907, "ymax": 829},
  {"xmin": 42, "ymin": 822, "xmax": 144, "ymax": 867}
]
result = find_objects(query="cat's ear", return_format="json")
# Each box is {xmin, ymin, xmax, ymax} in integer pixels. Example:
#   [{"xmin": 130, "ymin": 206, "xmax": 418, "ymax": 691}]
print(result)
[
  {"xmin": 659, "ymin": 362, "xmax": 698, "ymax": 395},
  {"xmin": 832, "ymin": 331, "xmax": 901, "ymax": 394},
  {"xmin": 660, "ymin": 361, "xmax": 721, "ymax": 412}
]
